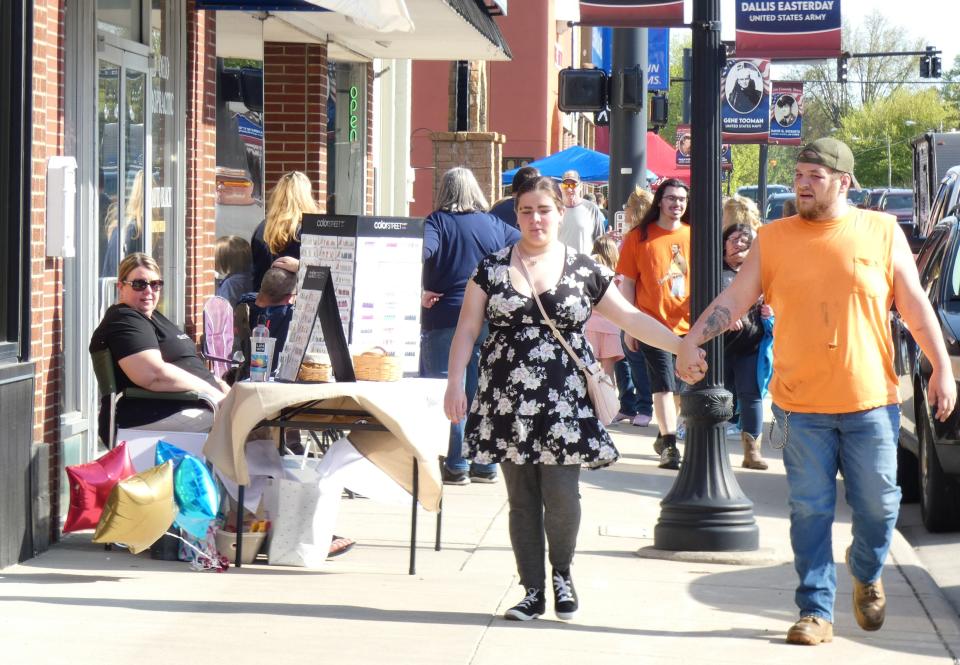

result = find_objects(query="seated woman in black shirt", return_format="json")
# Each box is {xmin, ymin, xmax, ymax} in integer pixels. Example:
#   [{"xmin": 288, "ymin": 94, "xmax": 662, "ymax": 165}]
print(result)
[{"xmin": 90, "ymin": 253, "xmax": 228, "ymax": 444}]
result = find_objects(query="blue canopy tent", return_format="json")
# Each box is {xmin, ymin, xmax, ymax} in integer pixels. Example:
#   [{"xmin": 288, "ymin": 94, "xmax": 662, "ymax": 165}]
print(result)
[{"xmin": 502, "ymin": 145, "xmax": 657, "ymax": 185}]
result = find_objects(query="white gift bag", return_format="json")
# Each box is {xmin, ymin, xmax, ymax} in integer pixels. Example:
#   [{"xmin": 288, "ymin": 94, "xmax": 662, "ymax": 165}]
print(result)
[{"xmin": 263, "ymin": 446, "xmax": 332, "ymax": 568}]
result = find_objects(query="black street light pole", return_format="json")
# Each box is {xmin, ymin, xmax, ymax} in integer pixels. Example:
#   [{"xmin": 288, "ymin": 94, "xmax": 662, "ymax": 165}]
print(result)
[
  {"xmin": 654, "ymin": 0, "xmax": 759, "ymax": 552},
  {"xmin": 608, "ymin": 28, "xmax": 648, "ymax": 216}
]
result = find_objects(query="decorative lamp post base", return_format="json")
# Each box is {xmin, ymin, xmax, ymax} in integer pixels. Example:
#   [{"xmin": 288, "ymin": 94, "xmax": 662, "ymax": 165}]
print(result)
[{"xmin": 654, "ymin": 387, "xmax": 759, "ymax": 552}]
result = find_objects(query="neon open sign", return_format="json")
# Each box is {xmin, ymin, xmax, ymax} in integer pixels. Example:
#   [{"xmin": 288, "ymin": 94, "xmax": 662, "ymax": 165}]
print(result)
[{"xmin": 348, "ymin": 85, "xmax": 359, "ymax": 142}]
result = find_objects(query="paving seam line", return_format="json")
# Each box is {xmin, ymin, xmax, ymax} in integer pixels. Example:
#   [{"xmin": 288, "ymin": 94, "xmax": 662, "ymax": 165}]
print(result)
[
  {"xmin": 458, "ymin": 497, "xmax": 510, "ymax": 572},
  {"xmin": 889, "ymin": 531, "xmax": 960, "ymax": 663}
]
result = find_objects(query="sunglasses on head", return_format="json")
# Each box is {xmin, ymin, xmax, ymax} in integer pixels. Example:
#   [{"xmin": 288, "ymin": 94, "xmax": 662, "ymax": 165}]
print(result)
[{"xmin": 122, "ymin": 279, "xmax": 164, "ymax": 291}]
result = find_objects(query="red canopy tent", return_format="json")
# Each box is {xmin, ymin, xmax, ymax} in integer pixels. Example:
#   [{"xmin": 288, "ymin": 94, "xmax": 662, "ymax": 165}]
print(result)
[{"xmin": 595, "ymin": 129, "xmax": 690, "ymax": 184}]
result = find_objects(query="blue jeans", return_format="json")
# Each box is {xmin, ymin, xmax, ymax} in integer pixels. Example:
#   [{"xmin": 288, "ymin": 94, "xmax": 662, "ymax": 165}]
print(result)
[
  {"xmin": 420, "ymin": 324, "xmax": 496, "ymax": 475},
  {"xmin": 615, "ymin": 332, "xmax": 653, "ymax": 417},
  {"xmin": 773, "ymin": 403, "xmax": 901, "ymax": 623},
  {"xmin": 724, "ymin": 350, "xmax": 762, "ymax": 437}
]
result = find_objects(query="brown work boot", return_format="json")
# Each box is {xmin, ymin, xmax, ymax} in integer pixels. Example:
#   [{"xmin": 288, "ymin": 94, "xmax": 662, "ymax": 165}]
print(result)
[
  {"xmin": 785, "ymin": 615, "xmax": 833, "ymax": 645},
  {"xmin": 741, "ymin": 431, "xmax": 768, "ymax": 470},
  {"xmin": 847, "ymin": 546, "xmax": 886, "ymax": 630}
]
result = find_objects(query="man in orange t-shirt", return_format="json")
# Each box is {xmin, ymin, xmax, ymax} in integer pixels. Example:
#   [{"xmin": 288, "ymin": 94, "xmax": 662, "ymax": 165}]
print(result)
[
  {"xmin": 675, "ymin": 138, "xmax": 956, "ymax": 646},
  {"xmin": 616, "ymin": 178, "xmax": 691, "ymax": 470}
]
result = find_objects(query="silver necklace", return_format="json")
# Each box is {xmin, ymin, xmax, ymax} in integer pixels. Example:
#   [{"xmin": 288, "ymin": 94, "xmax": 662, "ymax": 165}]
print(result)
[{"xmin": 517, "ymin": 246, "xmax": 553, "ymax": 266}]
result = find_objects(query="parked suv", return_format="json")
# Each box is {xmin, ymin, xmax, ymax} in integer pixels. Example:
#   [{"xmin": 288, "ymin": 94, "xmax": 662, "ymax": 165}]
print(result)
[
  {"xmin": 919, "ymin": 165, "xmax": 960, "ymax": 239},
  {"xmin": 847, "ymin": 188, "xmax": 871, "ymax": 207},
  {"xmin": 892, "ymin": 214, "xmax": 960, "ymax": 531},
  {"xmin": 736, "ymin": 184, "xmax": 790, "ymax": 208},
  {"xmin": 864, "ymin": 188, "xmax": 889, "ymax": 210}
]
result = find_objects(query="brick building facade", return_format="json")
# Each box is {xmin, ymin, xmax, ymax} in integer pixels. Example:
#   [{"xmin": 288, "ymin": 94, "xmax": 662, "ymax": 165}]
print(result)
[{"xmin": 0, "ymin": 0, "xmax": 509, "ymax": 570}]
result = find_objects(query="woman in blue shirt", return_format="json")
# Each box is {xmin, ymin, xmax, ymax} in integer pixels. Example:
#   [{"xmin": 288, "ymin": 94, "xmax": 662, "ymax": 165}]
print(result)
[{"xmin": 421, "ymin": 167, "xmax": 520, "ymax": 485}]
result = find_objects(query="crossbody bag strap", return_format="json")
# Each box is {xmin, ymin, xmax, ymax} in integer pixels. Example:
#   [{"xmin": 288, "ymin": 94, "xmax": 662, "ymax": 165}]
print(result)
[{"xmin": 514, "ymin": 250, "xmax": 589, "ymax": 373}]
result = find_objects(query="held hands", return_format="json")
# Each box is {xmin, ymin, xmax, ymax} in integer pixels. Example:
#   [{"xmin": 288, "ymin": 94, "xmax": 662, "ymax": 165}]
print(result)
[
  {"xmin": 760, "ymin": 304, "xmax": 774, "ymax": 319},
  {"xmin": 676, "ymin": 344, "xmax": 708, "ymax": 385},
  {"xmin": 928, "ymin": 367, "xmax": 958, "ymax": 422},
  {"xmin": 444, "ymin": 381, "xmax": 468, "ymax": 424},
  {"xmin": 422, "ymin": 290, "xmax": 443, "ymax": 309}
]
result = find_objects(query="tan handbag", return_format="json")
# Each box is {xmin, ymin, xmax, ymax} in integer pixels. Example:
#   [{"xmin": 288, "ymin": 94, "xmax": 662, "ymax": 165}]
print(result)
[{"xmin": 516, "ymin": 253, "xmax": 620, "ymax": 427}]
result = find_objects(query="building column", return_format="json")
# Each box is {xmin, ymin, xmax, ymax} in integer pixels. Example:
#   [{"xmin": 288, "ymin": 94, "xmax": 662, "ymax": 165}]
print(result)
[
  {"xmin": 431, "ymin": 131, "xmax": 506, "ymax": 207},
  {"xmin": 185, "ymin": 2, "xmax": 217, "ymax": 341},
  {"xmin": 263, "ymin": 42, "xmax": 329, "ymax": 208}
]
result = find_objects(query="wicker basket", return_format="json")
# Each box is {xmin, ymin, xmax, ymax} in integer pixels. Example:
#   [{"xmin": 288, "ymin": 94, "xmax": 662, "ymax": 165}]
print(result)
[
  {"xmin": 298, "ymin": 361, "xmax": 332, "ymax": 383},
  {"xmin": 353, "ymin": 347, "xmax": 402, "ymax": 382}
]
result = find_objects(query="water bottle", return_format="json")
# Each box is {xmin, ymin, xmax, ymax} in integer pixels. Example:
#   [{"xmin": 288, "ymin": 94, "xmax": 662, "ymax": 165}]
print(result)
[{"xmin": 249, "ymin": 316, "xmax": 271, "ymax": 382}]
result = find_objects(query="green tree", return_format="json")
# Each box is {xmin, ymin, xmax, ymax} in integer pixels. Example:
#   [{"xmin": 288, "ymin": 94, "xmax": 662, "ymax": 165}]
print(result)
[
  {"xmin": 832, "ymin": 87, "xmax": 957, "ymax": 188},
  {"xmin": 787, "ymin": 11, "xmax": 923, "ymax": 128},
  {"xmin": 942, "ymin": 54, "xmax": 960, "ymax": 111}
]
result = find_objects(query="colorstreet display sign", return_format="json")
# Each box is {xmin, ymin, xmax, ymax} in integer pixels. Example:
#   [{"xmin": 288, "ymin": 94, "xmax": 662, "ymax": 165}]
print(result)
[
  {"xmin": 735, "ymin": 1, "xmax": 842, "ymax": 59},
  {"xmin": 721, "ymin": 58, "xmax": 771, "ymax": 143},
  {"xmin": 769, "ymin": 81, "xmax": 803, "ymax": 145},
  {"xmin": 579, "ymin": 0, "xmax": 685, "ymax": 28}
]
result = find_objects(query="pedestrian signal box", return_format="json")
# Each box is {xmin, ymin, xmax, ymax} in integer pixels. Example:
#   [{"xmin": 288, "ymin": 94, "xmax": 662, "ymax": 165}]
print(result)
[{"xmin": 558, "ymin": 68, "xmax": 607, "ymax": 113}]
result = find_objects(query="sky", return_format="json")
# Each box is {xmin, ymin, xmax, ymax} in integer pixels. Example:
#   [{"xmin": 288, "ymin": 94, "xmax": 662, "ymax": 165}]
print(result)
[{"xmin": 717, "ymin": 1, "xmax": 958, "ymax": 72}]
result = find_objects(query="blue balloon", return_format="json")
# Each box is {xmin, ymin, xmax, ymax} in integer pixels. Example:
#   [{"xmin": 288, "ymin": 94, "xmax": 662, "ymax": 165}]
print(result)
[
  {"xmin": 155, "ymin": 440, "xmax": 189, "ymax": 468},
  {"xmin": 172, "ymin": 455, "xmax": 220, "ymax": 540}
]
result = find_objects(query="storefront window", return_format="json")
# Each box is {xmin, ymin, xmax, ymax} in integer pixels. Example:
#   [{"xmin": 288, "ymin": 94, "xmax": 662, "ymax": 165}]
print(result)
[
  {"xmin": 0, "ymin": 0, "xmax": 28, "ymax": 361},
  {"xmin": 97, "ymin": 0, "xmax": 143, "ymax": 43},
  {"xmin": 150, "ymin": 0, "xmax": 179, "ymax": 316},
  {"xmin": 327, "ymin": 61, "xmax": 367, "ymax": 215}
]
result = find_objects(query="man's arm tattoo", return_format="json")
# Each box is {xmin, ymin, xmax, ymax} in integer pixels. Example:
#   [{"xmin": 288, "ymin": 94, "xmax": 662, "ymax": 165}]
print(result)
[{"xmin": 699, "ymin": 305, "xmax": 732, "ymax": 343}]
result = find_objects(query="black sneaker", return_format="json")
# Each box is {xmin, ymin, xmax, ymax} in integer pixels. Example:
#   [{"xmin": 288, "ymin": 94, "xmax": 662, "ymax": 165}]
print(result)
[
  {"xmin": 504, "ymin": 587, "xmax": 545, "ymax": 621},
  {"xmin": 653, "ymin": 433, "xmax": 665, "ymax": 455},
  {"xmin": 552, "ymin": 568, "xmax": 578, "ymax": 620},
  {"xmin": 469, "ymin": 468, "xmax": 499, "ymax": 484},
  {"xmin": 441, "ymin": 465, "xmax": 470, "ymax": 486},
  {"xmin": 654, "ymin": 433, "xmax": 676, "ymax": 457},
  {"xmin": 658, "ymin": 445, "xmax": 681, "ymax": 470}
]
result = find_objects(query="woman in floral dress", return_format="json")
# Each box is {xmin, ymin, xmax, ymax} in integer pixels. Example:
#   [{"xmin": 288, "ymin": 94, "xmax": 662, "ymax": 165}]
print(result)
[{"xmin": 444, "ymin": 177, "xmax": 706, "ymax": 622}]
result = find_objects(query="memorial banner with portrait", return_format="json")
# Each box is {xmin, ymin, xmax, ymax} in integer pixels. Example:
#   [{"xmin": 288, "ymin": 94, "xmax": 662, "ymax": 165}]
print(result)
[
  {"xmin": 675, "ymin": 124, "xmax": 691, "ymax": 168},
  {"xmin": 735, "ymin": 0, "xmax": 842, "ymax": 59},
  {"xmin": 769, "ymin": 81, "xmax": 803, "ymax": 146},
  {"xmin": 721, "ymin": 58, "xmax": 771, "ymax": 144}
]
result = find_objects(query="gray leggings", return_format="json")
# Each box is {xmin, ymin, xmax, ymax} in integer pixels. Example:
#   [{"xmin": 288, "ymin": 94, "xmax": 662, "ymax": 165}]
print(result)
[{"xmin": 500, "ymin": 462, "xmax": 582, "ymax": 589}]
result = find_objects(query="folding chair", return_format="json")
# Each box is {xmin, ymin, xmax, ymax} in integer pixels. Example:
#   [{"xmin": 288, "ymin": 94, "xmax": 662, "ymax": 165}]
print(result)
[{"xmin": 90, "ymin": 348, "xmax": 219, "ymax": 449}]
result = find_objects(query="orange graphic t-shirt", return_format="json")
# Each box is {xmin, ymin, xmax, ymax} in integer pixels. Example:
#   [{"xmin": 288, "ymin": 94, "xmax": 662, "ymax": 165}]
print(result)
[{"xmin": 616, "ymin": 223, "xmax": 691, "ymax": 335}]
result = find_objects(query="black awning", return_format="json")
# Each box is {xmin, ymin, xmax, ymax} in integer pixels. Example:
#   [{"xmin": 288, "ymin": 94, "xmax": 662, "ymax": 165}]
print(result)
[{"xmin": 445, "ymin": 0, "xmax": 512, "ymax": 59}]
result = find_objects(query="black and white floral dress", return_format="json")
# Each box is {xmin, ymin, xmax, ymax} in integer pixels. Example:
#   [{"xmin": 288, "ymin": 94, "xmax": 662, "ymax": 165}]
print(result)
[{"xmin": 463, "ymin": 245, "xmax": 619, "ymax": 469}]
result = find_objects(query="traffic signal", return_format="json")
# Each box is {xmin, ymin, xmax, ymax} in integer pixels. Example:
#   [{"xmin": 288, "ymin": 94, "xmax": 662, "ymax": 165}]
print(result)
[
  {"xmin": 932, "ymin": 54, "xmax": 942, "ymax": 78},
  {"xmin": 920, "ymin": 55, "xmax": 930, "ymax": 78},
  {"xmin": 616, "ymin": 65, "xmax": 644, "ymax": 111},
  {"xmin": 650, "ymin": 94, "xmax": 668, "ymax": 127},
  {"xmin": 837, "ymin": 55, "xmax": 848, "ymax": 83},
  {"xmin": 558, "ymin": 68, "xmax": 607, "ymax": 113}
]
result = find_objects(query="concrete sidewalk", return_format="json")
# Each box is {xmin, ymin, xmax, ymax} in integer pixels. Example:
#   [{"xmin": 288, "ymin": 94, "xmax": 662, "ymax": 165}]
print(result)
[{"xmin": 2, "ymin": 424, "xmax": 960, "ymax": 664}]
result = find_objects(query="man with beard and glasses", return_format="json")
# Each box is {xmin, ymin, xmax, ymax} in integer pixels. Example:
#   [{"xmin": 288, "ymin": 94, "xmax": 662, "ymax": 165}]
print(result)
[
  {"xmin": 616, "ymin": 179, "xmax": 691, "ymax": 470},
  {"xmin": 674, "ymin": 138, "xmax": 957, "ymax": 646}
]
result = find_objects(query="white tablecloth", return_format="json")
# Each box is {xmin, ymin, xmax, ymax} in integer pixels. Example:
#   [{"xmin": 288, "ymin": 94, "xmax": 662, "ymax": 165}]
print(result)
[{"xmin": 202, "ymin": 378, "xmax": 449, "ymax": 511}]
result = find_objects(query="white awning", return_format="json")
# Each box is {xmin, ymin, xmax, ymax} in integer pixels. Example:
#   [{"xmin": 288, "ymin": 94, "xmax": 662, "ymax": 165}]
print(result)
[
  {"xmin": 303, "ymin": 0, "xmax": 414, "ymax": 33},
  {"xmin": 216, "ymin": 0, "xmax": 511, "ymax": 62}
]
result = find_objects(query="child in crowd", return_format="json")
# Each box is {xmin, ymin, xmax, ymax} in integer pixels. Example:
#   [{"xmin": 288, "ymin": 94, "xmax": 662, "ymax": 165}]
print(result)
[
  {"xmin": 215, "ymin": 235, "xmax": 253, "ymax": 307},
  {"xmin": 585, "ymin": 235, "xmax": 624, "ymax": 380}
]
